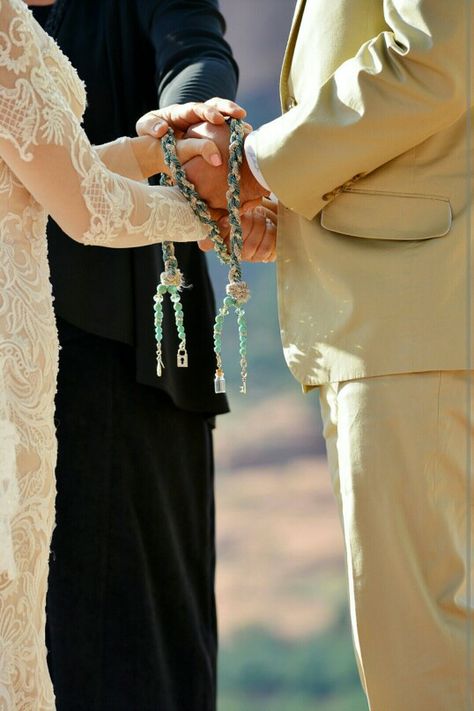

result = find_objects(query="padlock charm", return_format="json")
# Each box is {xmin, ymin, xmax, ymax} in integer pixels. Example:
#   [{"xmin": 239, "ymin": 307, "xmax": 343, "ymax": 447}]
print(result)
[{"xmin": 177, "ymin": 349, "xmax": 188, "ymax": 368}]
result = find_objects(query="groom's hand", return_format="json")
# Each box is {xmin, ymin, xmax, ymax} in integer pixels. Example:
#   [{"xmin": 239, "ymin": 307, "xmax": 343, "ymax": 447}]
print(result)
[
  {"xmin": 199, "ymin": 201, "xmax": 277, "ymax": 262},
  {"xmin": 183, "ymin": 122, "xmax": 270, "ymax": 210}
]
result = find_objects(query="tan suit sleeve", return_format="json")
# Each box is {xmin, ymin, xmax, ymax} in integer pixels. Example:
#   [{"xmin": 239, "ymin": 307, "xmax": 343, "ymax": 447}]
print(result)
[{"xmin": 255, "ymin": 0, "xmax": 470, "ymax": 220}]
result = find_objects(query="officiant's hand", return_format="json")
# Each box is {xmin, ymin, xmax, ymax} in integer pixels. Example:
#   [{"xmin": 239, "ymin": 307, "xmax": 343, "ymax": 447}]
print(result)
[
  {"xmin": 136, "ymin": 98, "xmax": 248, "ymax": 141},
  {"xmin": 182, "ymin": 122, "xmax": 270, "ymax": 211},
  {"xmin": 199, "ymin": 199, "xmax": 277, "ymax": 263}
]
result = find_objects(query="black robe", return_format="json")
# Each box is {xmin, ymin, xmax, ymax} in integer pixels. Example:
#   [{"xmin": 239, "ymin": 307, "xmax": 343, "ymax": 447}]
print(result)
[
  {"xmin": 47, "ymin": 0, "xmax": 236, "ymax": 415},
  {"xmin": 32, "ymin": 2, "xmax": 238, "ymax": 709}
]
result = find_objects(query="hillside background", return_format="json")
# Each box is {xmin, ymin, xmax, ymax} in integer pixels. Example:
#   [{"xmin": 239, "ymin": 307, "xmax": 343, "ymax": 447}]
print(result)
[{"xmin": 209, "ymin": 2, "xmax": 368, "ymax": 710}]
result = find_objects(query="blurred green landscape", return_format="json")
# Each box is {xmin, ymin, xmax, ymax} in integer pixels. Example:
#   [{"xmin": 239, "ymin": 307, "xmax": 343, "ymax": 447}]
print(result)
[
  {"xmin": 210, "ymin": 2, "xmax": 368, "ymax": 709},
  {"xmin": 219, "ymin": 614, "xmax": 368, "ymax": 711}
]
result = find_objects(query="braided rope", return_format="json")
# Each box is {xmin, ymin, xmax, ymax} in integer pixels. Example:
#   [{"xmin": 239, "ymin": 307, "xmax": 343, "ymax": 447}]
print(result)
[
  {"xmin": 226, "ymin": 119, "xmax": 245, "ymax": 285},
  {"xmin": 160, "ymin": 130, "xmax": 230, "ymax": 265},
  {"xmin": 156, "ymin": 118, "xmax": 250, "ymax": 393}
]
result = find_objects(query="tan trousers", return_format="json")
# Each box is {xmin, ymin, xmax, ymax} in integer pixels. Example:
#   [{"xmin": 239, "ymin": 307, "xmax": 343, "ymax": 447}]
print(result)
[{"xmin": 319, "ymin": 371, "xmax": 474, "ymax": 711}]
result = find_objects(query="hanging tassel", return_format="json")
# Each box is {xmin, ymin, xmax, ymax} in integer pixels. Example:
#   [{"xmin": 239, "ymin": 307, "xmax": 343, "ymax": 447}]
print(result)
[
  {"xmin": 211, "ymin": 119, "xmax": 250, "ymax": 394},
  {"xmin": 153, "ymin": 258, "xmax": 188, "ymax": 377},
  {"xmin": 157, "ymin": 120, "xmax": 251, "ymax": 393}
]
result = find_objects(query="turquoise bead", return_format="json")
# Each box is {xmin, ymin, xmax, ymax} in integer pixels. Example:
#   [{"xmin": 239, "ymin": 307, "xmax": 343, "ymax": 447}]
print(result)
[
  {"xmin": 223, "ymin": 296, "xmax": 234, "ymax": 307},
  {"xmin": 174, "ymin": 303, "xmax": 183, "ymax": 313},
  {"xmin": 168, "ymin": 286, "xmax": 178, "ymax": 294},
  {"xmin": 158, "ymin": 284, "xmax": 167, "ymax": 295}
]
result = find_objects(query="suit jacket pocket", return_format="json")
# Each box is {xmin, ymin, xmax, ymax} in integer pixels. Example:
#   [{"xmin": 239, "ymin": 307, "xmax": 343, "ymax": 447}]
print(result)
[{"xmin": 320, "ymin": 190, "xmax": 452, "ymax": 240}]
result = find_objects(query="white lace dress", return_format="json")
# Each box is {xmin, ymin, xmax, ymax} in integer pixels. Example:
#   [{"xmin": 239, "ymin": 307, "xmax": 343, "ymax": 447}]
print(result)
[{"xmin": 0, "ymin": 1, "xmax": 208, "ymax": 707}]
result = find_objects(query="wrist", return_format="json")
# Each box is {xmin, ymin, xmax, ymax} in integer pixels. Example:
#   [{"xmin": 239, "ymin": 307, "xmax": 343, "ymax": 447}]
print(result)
[
  {"xmin": 129, "ymin": 136, "xmax": 166, "ymax": 179},
  {"xmin": 241, "ymin": 152, "xmax": 271, "ymax": 203}
]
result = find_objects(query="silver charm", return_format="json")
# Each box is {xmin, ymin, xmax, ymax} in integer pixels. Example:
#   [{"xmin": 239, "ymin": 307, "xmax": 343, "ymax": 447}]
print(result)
[
  {"xmin": 214, "ymin": 371, "xmax": 226, "ymax": 394},
  {"xmin": 177, "ymin": 349, "xmax": 188, "ymax": 368}
]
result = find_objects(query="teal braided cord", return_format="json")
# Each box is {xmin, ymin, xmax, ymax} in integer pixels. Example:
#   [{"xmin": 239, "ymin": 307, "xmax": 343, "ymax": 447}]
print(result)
[
  {"xmin": 159, "ymin": 171, "xmax": 179, "ymax": 275},
  {"xmin": 154, "ymin": 171, "xmax": 188, "ymax": 377},
  {"xmin": 159, "ymin": 121, "xmax": 250, "ymax": 393},
  {"xmin": 161, "ymin": 128, "xmax": 230, "ymax": 265},
  {"xmin": 226, "ymin": 119, "xmax": 245, "ymax": 284}
]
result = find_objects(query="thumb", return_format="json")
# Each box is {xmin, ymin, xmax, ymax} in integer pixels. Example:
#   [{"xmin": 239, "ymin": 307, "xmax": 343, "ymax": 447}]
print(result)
[
  {"xmin": 177, "ymin": 138, "xmax": 223, "ymax": 167},
  {"xmin": 136, "ymin": 112, "xmax": 169, "ymax": 138}
]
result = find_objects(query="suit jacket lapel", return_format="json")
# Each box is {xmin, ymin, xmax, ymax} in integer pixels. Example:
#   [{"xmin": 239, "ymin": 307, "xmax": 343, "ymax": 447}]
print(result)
[{"xmin": 280, "ymin": 0, "xmax": 307, "ymax": 108}]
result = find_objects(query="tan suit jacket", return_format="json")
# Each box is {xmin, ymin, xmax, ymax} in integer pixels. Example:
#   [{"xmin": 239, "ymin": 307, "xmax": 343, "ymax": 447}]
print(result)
[{"xmin": 255, "ymin": 0, "xmax": 474, "ymax": 386}]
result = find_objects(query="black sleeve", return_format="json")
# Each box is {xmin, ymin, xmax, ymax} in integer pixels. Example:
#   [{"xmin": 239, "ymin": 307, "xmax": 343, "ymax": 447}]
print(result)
[{"xmin": 138, "ymin": 0, "xmax": 239, "ymax": 105}]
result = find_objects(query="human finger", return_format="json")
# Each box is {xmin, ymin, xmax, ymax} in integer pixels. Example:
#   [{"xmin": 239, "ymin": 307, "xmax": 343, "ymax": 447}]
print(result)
[
  {"xmin": 136, "ymin": 104, "xmax": 208, "ymax": 137},
  {"xmin": 204, "ymin": 97, "xmax": 247, "ymax": 119},
  {"xmin": 241, "ymin": 208, "xmax": 277, "ymax": 262},
  {"xmin": 240, "ymin": 210, "xmax": 264, "ymax": 261},
  {"xmin": 262, "ymin": 196, "xmax": 278, "ymax": 219},
  {"xmin": 176, "ymin": 138, "xmax": 222, "ymax": 167},
  {"xmin": 136, "ymin": 99, "xmax": 246, "ymax": 140},
  {"xmin": 135, "ymin": 111, "xmax": 169, "ymax": 138},
  {"xmin": 240, "ymin": 198, "xmax": 264, "ymax": 214},
  {"xmin": 254, "ymin": 217, "xmax": 277, "ymax": 262}
]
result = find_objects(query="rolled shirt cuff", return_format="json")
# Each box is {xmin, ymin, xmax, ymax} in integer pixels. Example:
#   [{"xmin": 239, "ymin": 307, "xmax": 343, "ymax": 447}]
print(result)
[{"xmin": 244, "ymin": 131, "xmax": 271, "ymax": 192}]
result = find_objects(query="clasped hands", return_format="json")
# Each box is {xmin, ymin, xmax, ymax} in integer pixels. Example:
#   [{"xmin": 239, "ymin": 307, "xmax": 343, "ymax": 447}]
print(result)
[{"xmin": 136, "ymin": 98, "xmax": 276, "ymax": 263}]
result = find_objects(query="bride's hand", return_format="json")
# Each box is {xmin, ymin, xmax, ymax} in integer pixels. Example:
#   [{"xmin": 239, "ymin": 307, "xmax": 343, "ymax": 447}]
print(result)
[
  {"xmin": 175, "ymin": 136, "xmax": 224, "ymax": 168},
  {"xmin": 127, "ymin": 133, "xmax": 224, "ymax": 179},
  {"xmin": 136, "ymin": 98, "xmax": 248, "ymax": 140}
]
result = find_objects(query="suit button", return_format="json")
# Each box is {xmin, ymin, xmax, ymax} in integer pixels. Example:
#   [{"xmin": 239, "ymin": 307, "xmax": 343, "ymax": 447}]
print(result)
[{"xmin": 286, "ymin": 96, "xmax": 297, "ymax": 111}]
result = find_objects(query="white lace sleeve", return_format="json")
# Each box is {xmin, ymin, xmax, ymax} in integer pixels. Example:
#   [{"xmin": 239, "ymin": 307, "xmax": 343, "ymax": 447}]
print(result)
[
  {"xmin": 0, "ymin": 0, "xmax": 208, "ymax": 247},
  {"xmin": 94, "ymin": 137, "xmax": 146, "ymax": 182},
  {"xmin": 0, "ymin": 356, "xmax": 19, "ymax": 581}
]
